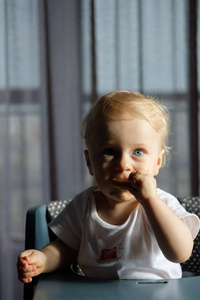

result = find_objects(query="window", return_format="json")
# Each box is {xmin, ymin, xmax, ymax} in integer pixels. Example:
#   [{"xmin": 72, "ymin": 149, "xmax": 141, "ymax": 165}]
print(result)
[{"xmin": 81, "ymin": 0, "xmax": 199, "ymax": 196}]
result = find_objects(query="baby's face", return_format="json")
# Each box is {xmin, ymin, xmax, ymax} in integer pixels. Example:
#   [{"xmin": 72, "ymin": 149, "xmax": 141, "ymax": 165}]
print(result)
[{"xmin": 84, "ymin": 118, "xmax": 164, "ymax": 203}]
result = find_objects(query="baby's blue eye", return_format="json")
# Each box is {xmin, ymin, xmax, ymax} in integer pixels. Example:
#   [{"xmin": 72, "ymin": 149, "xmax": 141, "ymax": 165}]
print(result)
[
  {"xmin": 103, "ymin": 148, "xmax": 115, "ymax": 156},
  {"xmin": 134, "ymin": 149, "xmax": 143, "ymax": 156}
]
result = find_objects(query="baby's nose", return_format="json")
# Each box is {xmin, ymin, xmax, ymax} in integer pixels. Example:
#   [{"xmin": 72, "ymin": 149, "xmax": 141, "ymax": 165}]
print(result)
[{"xmin": 115, "ymin": 154, "xmax": 132, "ymax": 172}]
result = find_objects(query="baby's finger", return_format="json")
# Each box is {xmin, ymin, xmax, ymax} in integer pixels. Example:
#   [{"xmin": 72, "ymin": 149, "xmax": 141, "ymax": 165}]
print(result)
[
  {"xmin": 16, "ymin": 259, "xmax": 28, "ymax": 271},
  {"xmin": 18, "ymin": 249, "xmax": 35, "ymax": 260},
  {"xmin": 17, "ymin": 264, "xmax": 36, "ymax": 275},
  {"xmin": 18, "ymin": 274, "xmax": 33, "ymax": 284},
  {"xmin": 18, "ymin": 267, "xmax": 38, "ymax": 282},
  {"xmin": 129, "ymin": 171, "xmax": 144, "ymax": 186},
  {"xmin": 23, "ymin": 251, "xmax": 41, "ymax": 266}
]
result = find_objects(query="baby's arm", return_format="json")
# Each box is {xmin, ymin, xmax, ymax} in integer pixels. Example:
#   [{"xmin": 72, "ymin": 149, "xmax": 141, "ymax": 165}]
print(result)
[
  {"xmin": 141, "ymin": 189, "xmax": 193, "ymax": 263},
  {"xmin": 17, "ymin": 238, "xmax": 78, "ymax": 283},
  {"xmin": 113, "ymin": 171, "xmax": 194, "ymax": 263}
]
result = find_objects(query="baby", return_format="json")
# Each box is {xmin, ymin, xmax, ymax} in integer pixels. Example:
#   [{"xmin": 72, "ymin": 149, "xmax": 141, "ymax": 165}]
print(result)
[{"xmin": 17, "ymin": 91, "xmax": 200, "ymax": 283}]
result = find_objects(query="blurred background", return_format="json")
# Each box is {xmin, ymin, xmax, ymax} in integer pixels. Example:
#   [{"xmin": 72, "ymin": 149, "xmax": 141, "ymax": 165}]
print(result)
[{"xmin": 0, "ymin": 0, "xmax": 199, "ymax": 299}]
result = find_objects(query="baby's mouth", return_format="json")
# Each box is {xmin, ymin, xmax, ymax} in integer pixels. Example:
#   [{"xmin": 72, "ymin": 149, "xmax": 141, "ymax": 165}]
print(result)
[{"xmin": 112, "ymin": 177, "xmax": 132, "ymax": 189}]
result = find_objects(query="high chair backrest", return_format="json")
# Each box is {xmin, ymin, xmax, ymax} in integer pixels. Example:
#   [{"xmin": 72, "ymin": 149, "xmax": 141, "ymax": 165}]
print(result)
[{"xmin": 177, "ymin": 196, "xmax": 200, "ymax": 275}]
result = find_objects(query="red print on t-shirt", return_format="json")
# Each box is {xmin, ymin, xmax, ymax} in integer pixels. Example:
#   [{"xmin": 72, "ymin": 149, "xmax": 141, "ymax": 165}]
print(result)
[{"xmin": 99, "ymin": 247, "xmax": 117, "ymax": 260}]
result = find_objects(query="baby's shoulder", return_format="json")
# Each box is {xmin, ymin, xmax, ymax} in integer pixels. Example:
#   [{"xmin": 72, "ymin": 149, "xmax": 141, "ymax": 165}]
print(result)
[
  {"xmin": 157, "ymin": 188, "xmax": 178, "ymax": 204},
  {"xmin": 70, "ymin": 185, "xmax": 98, "ymax": 213}
]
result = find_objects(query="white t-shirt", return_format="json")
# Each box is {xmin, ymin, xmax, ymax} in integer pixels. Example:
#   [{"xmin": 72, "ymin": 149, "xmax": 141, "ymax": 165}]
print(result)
[{"xmin": 49, "ymin": 186, "xmax": 200, "ymax": 280}]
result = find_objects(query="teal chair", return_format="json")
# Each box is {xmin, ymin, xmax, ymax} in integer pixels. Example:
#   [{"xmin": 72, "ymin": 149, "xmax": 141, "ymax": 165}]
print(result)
[
  {"xmin": 24, "ymin": 205, "xmax": 51, "ymax": 300},
  {"xmin": 24, "ymin": 202, "xmax": 72, "ymax": 300},
  {"xmin": 23, "ymin": 197, "xmax": 200, "ymax": 300}
]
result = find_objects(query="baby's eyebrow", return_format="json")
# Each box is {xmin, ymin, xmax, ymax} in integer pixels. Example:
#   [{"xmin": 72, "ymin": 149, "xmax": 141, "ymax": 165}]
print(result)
[{"xmin": 132, "ymin": 143, "xmax": 149, "ymax": 149}]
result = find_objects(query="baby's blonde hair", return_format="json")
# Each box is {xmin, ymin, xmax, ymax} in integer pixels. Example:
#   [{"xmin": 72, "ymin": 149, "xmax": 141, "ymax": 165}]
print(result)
[{"xmin": 81, "ymin": 91, "xmax": 171, "ymax": 166}]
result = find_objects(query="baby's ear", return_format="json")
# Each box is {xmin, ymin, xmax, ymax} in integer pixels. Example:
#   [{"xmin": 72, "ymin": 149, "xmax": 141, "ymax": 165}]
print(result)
[
  {"xmin": 155, "ymin": 149, "xmax": 165, "ymax": 176},
  {"xmin": 84, "ymin": 150, "xmax": 93, "ymax": 176}
]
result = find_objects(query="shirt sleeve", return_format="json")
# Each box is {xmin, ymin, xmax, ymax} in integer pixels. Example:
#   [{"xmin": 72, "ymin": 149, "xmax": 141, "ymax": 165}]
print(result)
[
  {"xmin": 157, "ymin": 189, "xmax": 200, "ymax": 240},
  {"xmin": 49, "ymin": 193, "xmax": 84, "ymax": 250}
]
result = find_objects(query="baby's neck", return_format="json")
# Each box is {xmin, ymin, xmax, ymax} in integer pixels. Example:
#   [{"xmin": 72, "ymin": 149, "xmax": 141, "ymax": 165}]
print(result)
[{"xmin": 93, "ymin": 191, "xmax": 138, "ymax": 225}]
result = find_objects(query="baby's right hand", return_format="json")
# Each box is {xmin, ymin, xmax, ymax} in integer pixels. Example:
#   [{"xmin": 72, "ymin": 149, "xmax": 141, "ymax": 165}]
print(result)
[{"xmin": 17, "ymin": 249, "xmax": 47, "ymax": 283}]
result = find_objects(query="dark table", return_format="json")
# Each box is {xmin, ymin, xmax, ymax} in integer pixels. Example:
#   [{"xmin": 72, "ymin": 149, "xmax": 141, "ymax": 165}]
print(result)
[{"xmin": 33, "ymin": 270, "xmax": 200, "ymax": 300}]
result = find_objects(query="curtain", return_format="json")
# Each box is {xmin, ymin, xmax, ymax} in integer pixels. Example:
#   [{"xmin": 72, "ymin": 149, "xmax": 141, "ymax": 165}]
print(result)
[
  {"xmin": 0, "ymin": 1, "xmax": 199, "ymax": 299},
  {"xmin": 0, "ymin": 1, "xmax": 47, "ymax": 299},
  {"xmin": 87, "ymin": 0, "xmax": 199, "ymax": 197},
  {"xmin": 0, "ymin": 1, "xmax": 83, "ymax": 299},
  {"xmin": 43, "ymin": 0, "xmax": 85, "ymax": 200}
]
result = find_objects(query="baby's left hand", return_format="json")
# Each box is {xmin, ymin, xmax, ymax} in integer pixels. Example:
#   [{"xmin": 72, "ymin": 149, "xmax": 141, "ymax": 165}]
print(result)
[
  {"xmin": 128, "ymin": 171, "xmax": 158, "ymax": 204},
  {"xmin": 113, "ymin": 171, "xmax": 158, "ymax": 205}
]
